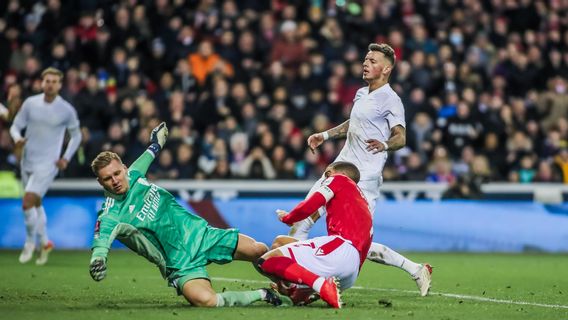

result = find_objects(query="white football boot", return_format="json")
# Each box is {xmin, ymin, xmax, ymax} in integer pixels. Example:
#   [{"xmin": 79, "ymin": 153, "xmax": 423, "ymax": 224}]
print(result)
[
  {"xmin": 19, "ymin": 242, "xmax": 36, "ymax": 264},
  {"xmin": 35, "ymin": 240, "xmax": 54, "ymax": 265},
  {"xmin": 412, "ymin": 263, "xmax": 433, "ymax": 296}
]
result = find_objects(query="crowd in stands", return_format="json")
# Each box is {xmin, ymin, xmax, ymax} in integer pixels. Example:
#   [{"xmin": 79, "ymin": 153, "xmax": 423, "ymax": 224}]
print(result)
[{"xmin": 1, "ymin": 0, "xmax": 568, "ymax": 189}]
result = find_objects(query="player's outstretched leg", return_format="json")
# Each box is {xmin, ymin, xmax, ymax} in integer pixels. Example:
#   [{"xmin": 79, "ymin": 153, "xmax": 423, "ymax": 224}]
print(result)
[
  {"xmin": 366, "ymin": 242, "xmax": 432, "ymax": 296},
  {"xmin": 233, "ymin": 234, "xmax": 269, "ymax": 262},
  {"xmin": 19, "ymin": 194, "xmax": 39, "ymax": 264},
  {"xmin": 270, "ymin": 235, "xmax": 298, "ymax": 250},
  {"xmin": 35, "ymin": 205, "xmax": 53, "ymax": 265},
  {"xmin": 182, "ymin": 278, "xmax": 281, "ymax": 307},
  {"xmin": 258, "ymin": 255, "xmax": 342, "ymax": 308}
]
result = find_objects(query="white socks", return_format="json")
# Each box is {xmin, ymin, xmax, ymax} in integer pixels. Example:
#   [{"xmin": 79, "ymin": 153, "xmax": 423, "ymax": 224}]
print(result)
[
  {"xmin": 367, "ymin": 242, "xmax": 421, "ymax": 276},
  {"xmin": 23, "ymin": 206, "xmax": 49, "ymax": 246},
  {"xmin": 36, "ymin": 206, "xmax": 48, "ymax": 246},
  {"xmin": 23, "ymin": 207, "xmax": 38, "ymax": 244},
  {"xmin": 312, "ymin": 277, "xmax": 325, "ymax": 293}
]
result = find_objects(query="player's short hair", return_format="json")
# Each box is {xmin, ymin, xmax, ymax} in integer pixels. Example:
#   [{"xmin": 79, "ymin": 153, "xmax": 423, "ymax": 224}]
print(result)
[
  {"xmin": 368, "ymin": 43, "xmax": 396, "ymax": 66},
  {"xmin": 329, "ymin": 161, "xmax": 360, "ymax": 183},
  {"xmin": 91, "ymin": 151, "xmax": 123, "ymax": 176},
  {"xmin": 41, "ymin": 67, "xmax": 64, "ymax": 81}
]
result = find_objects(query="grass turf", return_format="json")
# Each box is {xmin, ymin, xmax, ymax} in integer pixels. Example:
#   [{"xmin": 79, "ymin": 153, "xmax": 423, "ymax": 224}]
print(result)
[{"xmin": 0, "ymin": 251, "xmax": 567, "ymax": 320}]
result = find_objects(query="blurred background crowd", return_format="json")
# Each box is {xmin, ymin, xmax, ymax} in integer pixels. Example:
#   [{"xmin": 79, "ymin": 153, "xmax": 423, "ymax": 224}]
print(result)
[{"xmin": 0, "ymin": 0, "xmax": 567, "ymax": 193}]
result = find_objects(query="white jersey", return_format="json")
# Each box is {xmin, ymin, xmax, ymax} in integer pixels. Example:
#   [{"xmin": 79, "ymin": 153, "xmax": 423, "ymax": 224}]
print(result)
[
  {"xmin": 10, "ymin": 93, "xmax": 81, "ymax": 171},
  {"xmin": 335, "ymin": 83, "xmax": 405, "ymax": 183}
]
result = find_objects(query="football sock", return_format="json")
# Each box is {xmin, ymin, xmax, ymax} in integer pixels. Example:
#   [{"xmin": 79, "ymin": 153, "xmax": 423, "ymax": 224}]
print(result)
[
  {"xmin": 260, "ymin": 256, "xmax": 323, "ymax": 292},
  {"xmin": 36, "ymin": 206, "xmax": 49, "ymax": 245},
  {"xmin": 23, "ymin": 207, "xmax": 38, "ymax": 244},
  {"xmin": 215, "ymin": 290, "xmax": 263, "ymax": 307},
  {"xmin": 367, "ymin": 242, "xmax": 421, "ymax": 275},
  {"xmin": 312, "ymin": 277, "xmax": 325, "ymax": 292}
]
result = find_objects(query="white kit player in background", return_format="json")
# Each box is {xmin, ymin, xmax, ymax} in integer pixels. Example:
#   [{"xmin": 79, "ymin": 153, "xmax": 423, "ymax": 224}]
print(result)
[
  {"xmin": 289, "ymin": 43, "xmax": 433, "ymax": 296},
  {"xmin": 10, "ymin": 67, "xmax": 82, "ymax": 265}
]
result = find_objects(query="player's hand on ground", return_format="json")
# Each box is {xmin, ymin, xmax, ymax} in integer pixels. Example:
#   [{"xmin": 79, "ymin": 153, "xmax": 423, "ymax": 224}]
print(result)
[
  {"xmin": 365, "ymin": 139, "xmax": 386, "ymax": 154},
  {"xmin": 56, "ymin": 158, "xmax": 69, "ymax": 170},
  {"xmin": 307, "ymin": 133, "xmax": 324, "ymax": 153},
  {"xmin": 151, "ymin": 122, "xmax": 169, "ymax": 148},
  {"xmin": 276, "ymin": 209, "xmax": 289, "ymax": 223},
  {"xmin": 89, "ymin": 257, "xmax": 107, "ymax": 281}
]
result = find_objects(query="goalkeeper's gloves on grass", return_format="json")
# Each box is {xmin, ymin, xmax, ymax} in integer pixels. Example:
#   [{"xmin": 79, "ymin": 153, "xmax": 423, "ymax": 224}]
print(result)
[
  {"xmin": 89, "ymin": 257, "xmax": 107, "ymax": 281},
  {"xmin": 148, "ymin": 122, "xmax": 169, "ymax": 155}
]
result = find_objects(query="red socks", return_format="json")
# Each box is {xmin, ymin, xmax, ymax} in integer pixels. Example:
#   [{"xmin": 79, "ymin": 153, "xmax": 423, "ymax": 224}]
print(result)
[{"xmin": 260, "ymin": 256, "xmax": 319, "ymax": 287}]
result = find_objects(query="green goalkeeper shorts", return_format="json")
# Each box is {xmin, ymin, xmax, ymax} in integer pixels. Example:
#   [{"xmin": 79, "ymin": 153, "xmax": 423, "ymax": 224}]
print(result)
[{"xmin": 169, "ymin": 227, "xmax": 239, "ymax": 295}]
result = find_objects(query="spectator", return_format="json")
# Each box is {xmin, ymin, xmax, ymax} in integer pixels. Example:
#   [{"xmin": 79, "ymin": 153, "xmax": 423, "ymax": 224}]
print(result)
[
  {"xmin": 148, "ymin": 148, "xmax": 178, "ymax": 180},
  {"xmin": 400, "ymin": 152, "xmax": 427, "ymax": 181},
  {"xmin": 537, "ymin": 76, "xmax": 568, "ymax": 131},
  {"xmin": 176, "ymin": 143, "xmax": 197, "ymax": 179},
  {"xmin": 188, "ymin": 40, "xmax": 234, "ymax": 87},
  {"xmin": 74, "ymin": 74, "xmax": 114, "ymax": 141},
  {"xmin": 517, "ymin": 154, "xmax": 537, "ymax": 183},
  {"xmin": 443, "ymin": 101, "xmax": 482, "ymax": 159},
  {"xmin": 271, "ymin": 20, "xmax": 308, "ymax": 77},
  {"xmin": 238, "ymin": 147, "xmax": 276, "ymax": 179},
  {"xmin": 554, "ymin": 148, "xmax": 568, "ymax": 184},
  {"xmin": 2, "ymin": 1, "xmax": 567, "ymax": 184}
]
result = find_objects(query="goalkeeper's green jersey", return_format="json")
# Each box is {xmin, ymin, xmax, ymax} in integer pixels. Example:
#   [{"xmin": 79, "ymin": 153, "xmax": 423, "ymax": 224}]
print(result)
[{"xmin": 91, "ymin": 150, "xmax": 236, "ymax": 282}]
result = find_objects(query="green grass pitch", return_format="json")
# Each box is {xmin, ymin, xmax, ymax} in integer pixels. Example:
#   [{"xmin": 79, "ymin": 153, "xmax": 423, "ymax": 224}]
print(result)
[{"xmin": 1, "ymin": 251, "xmax": 567, "ymax": 320}]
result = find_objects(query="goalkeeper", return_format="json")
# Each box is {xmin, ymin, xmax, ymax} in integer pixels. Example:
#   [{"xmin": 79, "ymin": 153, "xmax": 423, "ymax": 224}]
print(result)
[{"xmin": 89, "ymin": 122, "xmax": 281, "ymax": 307}]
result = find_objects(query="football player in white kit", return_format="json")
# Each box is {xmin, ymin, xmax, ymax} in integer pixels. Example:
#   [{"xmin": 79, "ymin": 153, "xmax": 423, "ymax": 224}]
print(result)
[
  {"xmin": 287, "ymin": 43, "xmax": 432, "ymax": 296},
  {"xmin": 10, "ymin": 67, "xmax": 82, "ymax": 265}
]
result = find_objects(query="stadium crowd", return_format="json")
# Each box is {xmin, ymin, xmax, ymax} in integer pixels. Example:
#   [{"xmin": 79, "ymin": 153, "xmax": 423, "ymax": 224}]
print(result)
[{"xmin": 1, "ymin": 0, "xmax": 568, "ymax": 190}]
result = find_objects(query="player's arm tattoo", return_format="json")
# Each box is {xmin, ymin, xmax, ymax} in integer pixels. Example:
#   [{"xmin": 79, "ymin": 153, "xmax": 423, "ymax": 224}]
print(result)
[
  {"xmin": 386, "ymin": 125, "xmax": 406, "ymax": 151},
  {"xmin": 327, "ymin": 120, "xmax": 350, "ymax": 139}
]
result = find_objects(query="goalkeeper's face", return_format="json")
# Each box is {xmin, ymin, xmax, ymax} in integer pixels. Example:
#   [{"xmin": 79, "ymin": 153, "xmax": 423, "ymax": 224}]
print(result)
[{"xmin": 96, "ymin": 159, "xmax": 129, "ymax": 195}]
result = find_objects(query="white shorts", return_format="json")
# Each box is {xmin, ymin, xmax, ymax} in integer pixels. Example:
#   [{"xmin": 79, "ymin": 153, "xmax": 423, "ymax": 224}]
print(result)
[
  {"xmin": 21, "ymin": 167, "xmax": 58, "ymax": 197},
  {"xmin": 357, "ymin": 179, "xmax": 380, "ymax": 214},
  {"xmin": 307, "ymin": 175, "xmax": 380, "ymax": 214},
  {"xmin": 280, "ymin": 235, "xmax": 361, "ymax": 290}
]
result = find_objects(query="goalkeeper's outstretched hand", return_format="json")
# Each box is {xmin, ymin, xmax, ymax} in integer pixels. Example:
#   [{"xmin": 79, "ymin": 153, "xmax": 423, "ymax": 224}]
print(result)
[
  {"xmin": 89, "ymin": 257, "xmax": 107, "ymax": 281},
  {"xmin": 151, "ymin": 122, "xmax": 169, "ymax": 149}
]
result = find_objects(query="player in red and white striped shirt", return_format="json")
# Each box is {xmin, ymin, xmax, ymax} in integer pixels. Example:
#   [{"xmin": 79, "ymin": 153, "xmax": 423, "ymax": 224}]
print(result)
[{"xmin": 257, "ymin": 162, "xmax": 372, "ymax": 308}]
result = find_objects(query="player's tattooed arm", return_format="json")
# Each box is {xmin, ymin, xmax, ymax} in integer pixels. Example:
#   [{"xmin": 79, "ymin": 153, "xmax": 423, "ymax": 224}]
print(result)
[
  {"xmin": 328, "ymin": 120, "xmax": 350, "ymax": 139},
  {"xmin": 365, "ymin": 125, "xmax": 406, "ymax": 154},
  {"xmin": 307, "ymin": 120, "xmax": 350, "ymax": 152},
  {"xmin": 386, "ymin": 125, "xmax": 406, "ymax": 151}
]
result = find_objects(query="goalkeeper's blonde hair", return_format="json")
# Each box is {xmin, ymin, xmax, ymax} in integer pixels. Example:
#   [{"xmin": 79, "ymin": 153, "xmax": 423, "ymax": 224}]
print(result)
[{"xmin": 91, "ymin": 151, "xmax": 123, "ymax": 176}]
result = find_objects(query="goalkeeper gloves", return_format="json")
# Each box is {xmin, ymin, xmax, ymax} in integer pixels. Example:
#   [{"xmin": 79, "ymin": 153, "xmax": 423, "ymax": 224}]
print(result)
[
  {"xmin": 148, "ymin": 122, "xmax": 169, "ymax": 155},
  {"xmin": 89, "ymin": 257, "xmax": 107, "ymax": 281}
]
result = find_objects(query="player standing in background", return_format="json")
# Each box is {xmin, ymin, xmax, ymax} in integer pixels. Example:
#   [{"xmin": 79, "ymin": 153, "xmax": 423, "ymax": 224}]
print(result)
[
  {"xmin": 258, "ymin": 162, "xmax": 372, "ymax": 308},
  {"xmin": 287, "ymin": 43, "xmax": 433, "ymax": 296},
  {"xmin": 10, "ymin": 67, "xmax": 82, "ymax": 265},
  {"xmin": 89, "ymin": 123, "xmax": 281, "ymax": 307}
]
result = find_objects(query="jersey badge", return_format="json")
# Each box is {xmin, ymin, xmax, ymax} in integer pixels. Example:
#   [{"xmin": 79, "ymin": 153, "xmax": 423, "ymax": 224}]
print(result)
[{"xmin": 137, "ymin": 177, "xmax": 150, "ymax": 186}]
